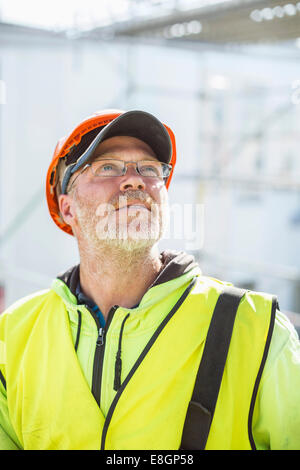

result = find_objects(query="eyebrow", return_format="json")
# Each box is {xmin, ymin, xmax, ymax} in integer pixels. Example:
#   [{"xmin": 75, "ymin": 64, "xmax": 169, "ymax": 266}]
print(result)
[{"xmin": 92, "ymin": 151, "xmax": 158, "ymax": 161}]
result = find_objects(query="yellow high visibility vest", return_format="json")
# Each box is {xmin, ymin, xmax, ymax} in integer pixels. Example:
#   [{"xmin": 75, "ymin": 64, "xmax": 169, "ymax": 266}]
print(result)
[{"xmin": 0, "ymin": 275, "xmax": 275, "ymax": 449}]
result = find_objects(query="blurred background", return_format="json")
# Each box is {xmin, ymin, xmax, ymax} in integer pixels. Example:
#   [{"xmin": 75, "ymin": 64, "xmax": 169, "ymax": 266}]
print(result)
[{"xmin": 0, "ymin": 0, "xmax": 300, "ymax": 333}]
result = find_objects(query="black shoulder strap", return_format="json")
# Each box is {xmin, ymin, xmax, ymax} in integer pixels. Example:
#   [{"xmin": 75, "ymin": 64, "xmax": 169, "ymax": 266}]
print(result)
[{"xmin": 180, "ymin": 285, "xmax": 247, "ymax": 450}]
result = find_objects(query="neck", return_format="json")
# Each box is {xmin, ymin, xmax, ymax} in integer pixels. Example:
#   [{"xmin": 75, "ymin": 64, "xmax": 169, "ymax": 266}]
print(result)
[{"xmin": 78, "ymin": 243, "xmax": 162, "ymax": 318}]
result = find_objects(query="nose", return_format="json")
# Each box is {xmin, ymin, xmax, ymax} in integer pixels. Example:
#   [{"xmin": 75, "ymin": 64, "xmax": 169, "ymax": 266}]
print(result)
[{"xmin": 119, "ymin": 163, "xmax": 146, "ymax": 192}]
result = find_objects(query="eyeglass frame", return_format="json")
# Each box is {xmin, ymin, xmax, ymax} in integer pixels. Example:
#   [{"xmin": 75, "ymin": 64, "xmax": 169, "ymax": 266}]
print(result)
[{"xmin": 66, "ymin": 158, "xmax": 173, "ymax": 194}]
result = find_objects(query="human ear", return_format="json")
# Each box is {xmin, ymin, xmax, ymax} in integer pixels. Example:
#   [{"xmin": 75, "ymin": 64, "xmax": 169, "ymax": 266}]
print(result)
[{"xmin": 58, "ymin": 194, "xmax": 76, "ymax": 226}]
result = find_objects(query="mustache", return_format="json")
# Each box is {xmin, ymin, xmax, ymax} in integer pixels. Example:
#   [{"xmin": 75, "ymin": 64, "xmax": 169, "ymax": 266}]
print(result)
[{"xmin": 108, "ymin": 190, "xmax": 155, "ymax": 210}]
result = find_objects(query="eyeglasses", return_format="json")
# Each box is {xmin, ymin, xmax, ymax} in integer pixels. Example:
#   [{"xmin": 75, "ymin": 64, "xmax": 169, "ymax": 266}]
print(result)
[{"xmin": 67, "ymin": 158, "xmax": 172, "ymax": 193}]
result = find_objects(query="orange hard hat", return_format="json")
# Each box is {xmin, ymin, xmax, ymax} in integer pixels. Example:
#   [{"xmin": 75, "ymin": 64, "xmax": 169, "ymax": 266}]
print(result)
[{"xmin": 46, "ymin": 109, "xmax": 177, "ymax": 236}]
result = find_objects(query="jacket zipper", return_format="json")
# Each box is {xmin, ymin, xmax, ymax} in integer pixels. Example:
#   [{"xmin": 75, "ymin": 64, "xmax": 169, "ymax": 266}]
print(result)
[
  {"xmin": 74, "ymin": 310, "xmax": 82, "ymax": 352},
  {"xmin": 113, "ymin": 313, "xmax": 130, "ymax": 391},
  {"xmin": 91, "ymin": 304, "xmax": 119, "ymax": 407},
  {"xmin": 100, "ymin": 277, "xmax": 197, "ymax": 450}
]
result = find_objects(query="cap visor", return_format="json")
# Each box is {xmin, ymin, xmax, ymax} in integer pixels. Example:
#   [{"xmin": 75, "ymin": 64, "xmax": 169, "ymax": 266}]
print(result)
[{"xmin": 71, "ymin": 110, "xmax": 172, "ymax": 175}]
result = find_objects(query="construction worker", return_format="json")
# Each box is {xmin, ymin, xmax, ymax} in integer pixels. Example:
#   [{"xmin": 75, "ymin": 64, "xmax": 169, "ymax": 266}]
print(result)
[{"xmin": 0, "ymin": 109, "xmax": 299, "ymax": 450}]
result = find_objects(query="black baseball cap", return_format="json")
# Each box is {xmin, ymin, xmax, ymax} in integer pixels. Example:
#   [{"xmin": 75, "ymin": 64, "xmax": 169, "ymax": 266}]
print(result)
[{"xmin": 61, "ymin": 110, "xmax": 172, "ymax": 194}]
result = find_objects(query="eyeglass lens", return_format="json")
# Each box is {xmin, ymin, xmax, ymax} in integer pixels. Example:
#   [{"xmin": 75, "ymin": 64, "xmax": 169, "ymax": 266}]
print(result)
[{"xmin": 91, "ymin": 159, "xmax": 170, "ymax": 178}]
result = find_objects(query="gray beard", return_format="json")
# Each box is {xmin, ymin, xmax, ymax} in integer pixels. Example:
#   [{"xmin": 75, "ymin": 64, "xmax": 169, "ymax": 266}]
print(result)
[{"xmin": 74, "ymin": 190, "xmax": 168, "ymax": 254}]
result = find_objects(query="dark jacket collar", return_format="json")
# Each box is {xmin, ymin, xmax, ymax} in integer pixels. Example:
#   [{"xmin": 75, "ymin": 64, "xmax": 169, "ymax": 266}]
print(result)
[{"xmin": 57, "ymin": 250, "xmax": 198, "ymax": 298}]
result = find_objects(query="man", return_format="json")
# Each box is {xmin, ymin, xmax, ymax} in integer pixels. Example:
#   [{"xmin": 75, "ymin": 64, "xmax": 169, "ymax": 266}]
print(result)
[{"xmin": 0, "ymin": 109, "xmax": 299, "ymax": 450}]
